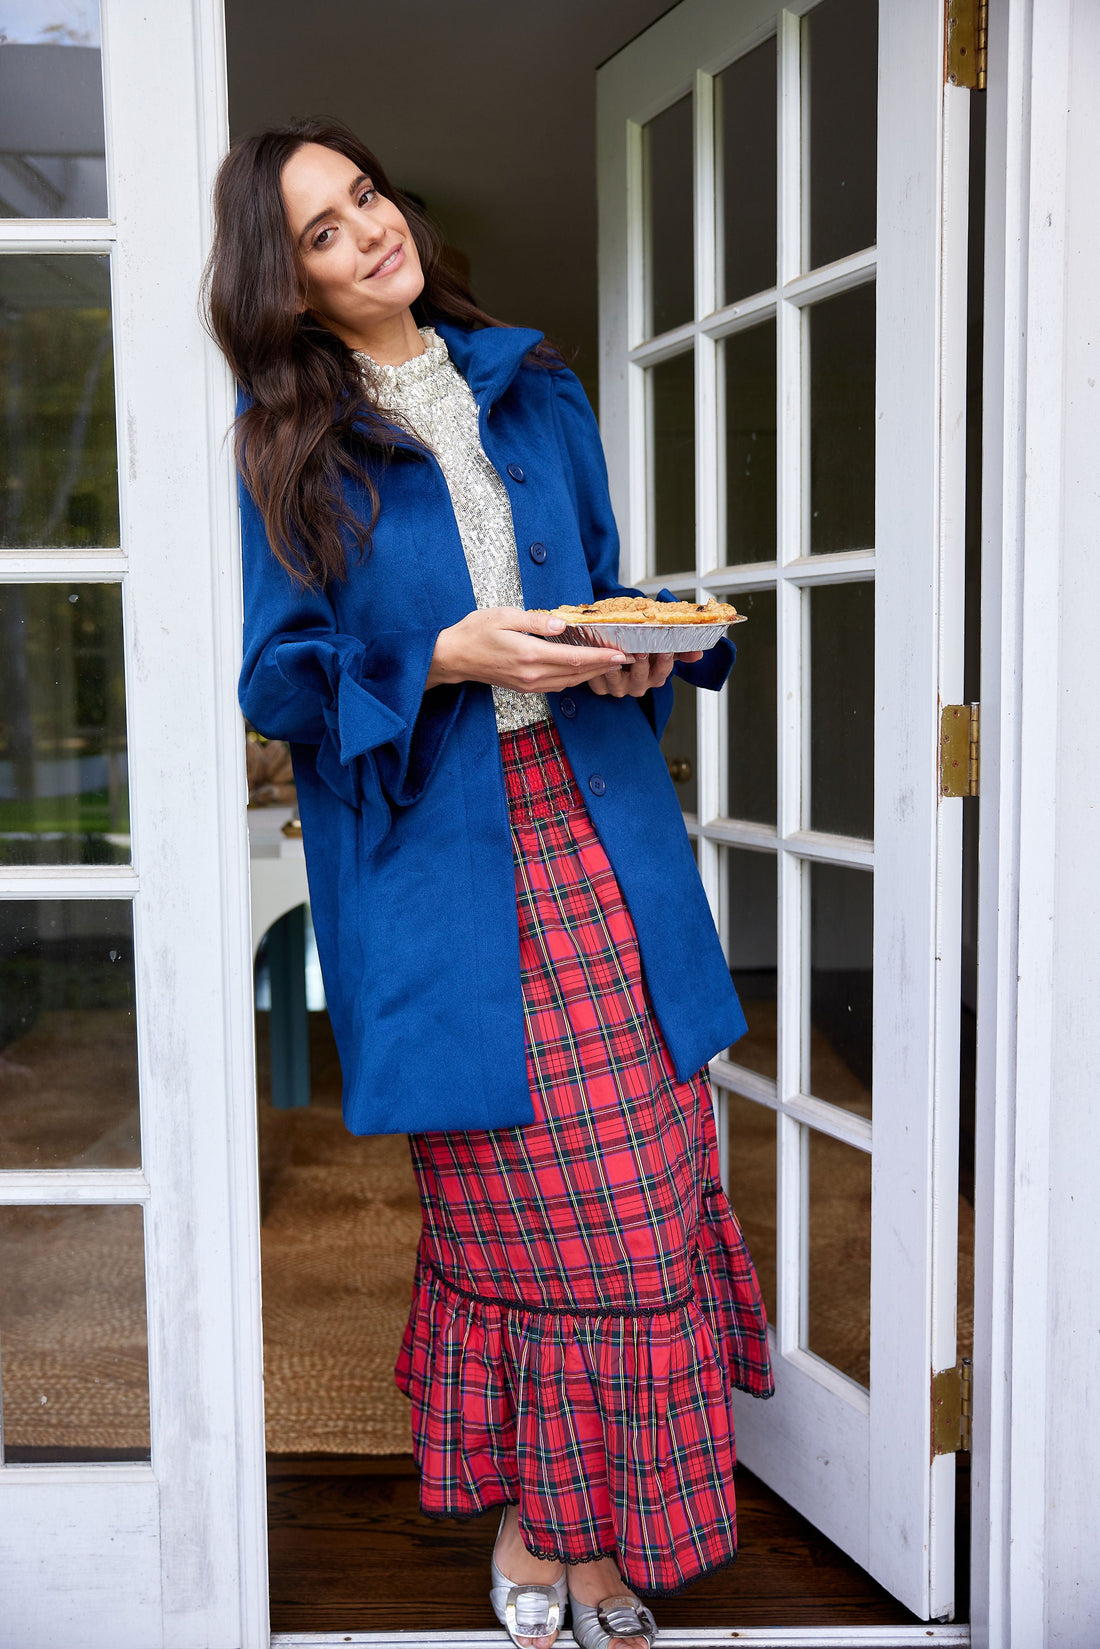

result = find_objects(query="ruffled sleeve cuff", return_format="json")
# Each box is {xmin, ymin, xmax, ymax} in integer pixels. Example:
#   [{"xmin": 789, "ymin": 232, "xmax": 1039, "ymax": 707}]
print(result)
[{"xmin": 271, "ymin": 627, "xmax": 465, "ymax": 818}]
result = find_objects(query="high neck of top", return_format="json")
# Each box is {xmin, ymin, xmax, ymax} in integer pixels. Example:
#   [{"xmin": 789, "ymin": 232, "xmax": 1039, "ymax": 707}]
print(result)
[{"xmin": 354, "ymin": 324, "xmax": 449, "ymax": 402}]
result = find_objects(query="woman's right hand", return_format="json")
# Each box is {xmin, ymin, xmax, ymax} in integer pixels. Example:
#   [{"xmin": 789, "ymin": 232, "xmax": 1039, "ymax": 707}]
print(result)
[{"xmin": 426, "ymin": 607, "xmax": 631, "ymax": 694}]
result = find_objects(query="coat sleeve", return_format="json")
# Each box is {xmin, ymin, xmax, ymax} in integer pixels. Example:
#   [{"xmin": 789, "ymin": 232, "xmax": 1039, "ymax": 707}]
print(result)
[
  {"xmin": 237, "ymin": 470, "xmax": 465, "ymax": 823},
  {"xmin": 549, "ymin": 367, "xmax": 735, "ymax": 738}
]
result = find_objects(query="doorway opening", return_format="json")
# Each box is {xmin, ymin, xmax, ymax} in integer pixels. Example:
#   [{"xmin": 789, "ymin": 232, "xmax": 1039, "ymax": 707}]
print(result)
[{"xmin": 227, "ymin": 0, "xmax": 982, "ymax": 1635}]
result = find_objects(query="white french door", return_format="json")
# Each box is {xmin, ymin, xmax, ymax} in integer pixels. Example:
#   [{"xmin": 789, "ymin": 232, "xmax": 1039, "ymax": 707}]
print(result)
[
  {"xmin": 0, "ymin": 4, "xmax": 263, "ymax": 1647},
  {"xmin": 598, "ymin": 0, "xmax": 970, "ymax": 1620}
]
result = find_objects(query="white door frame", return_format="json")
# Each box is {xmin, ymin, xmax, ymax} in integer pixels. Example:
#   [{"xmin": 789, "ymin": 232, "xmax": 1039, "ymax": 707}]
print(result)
[{"xmin": 970, "ymin": 0, "xmax": 1100, "ymax": 1644}]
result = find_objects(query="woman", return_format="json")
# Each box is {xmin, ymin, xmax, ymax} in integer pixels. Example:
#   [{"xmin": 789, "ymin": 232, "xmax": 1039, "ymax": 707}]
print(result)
[{"xmin": 205, "ymin": 118, "xmax": 772, "ymax": 1649}]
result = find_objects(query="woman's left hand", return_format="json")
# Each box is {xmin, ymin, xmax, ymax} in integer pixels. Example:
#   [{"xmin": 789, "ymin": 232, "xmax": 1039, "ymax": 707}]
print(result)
[{"xmin": 587, "ymin": 650, "xmax": 704, "ymax": 698}]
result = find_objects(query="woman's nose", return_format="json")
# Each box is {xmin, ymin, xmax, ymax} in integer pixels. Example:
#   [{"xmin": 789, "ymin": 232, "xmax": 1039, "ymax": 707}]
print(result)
[{"xmin": 354, "ymin": 214, "xmax": 385, "ymax": 252}]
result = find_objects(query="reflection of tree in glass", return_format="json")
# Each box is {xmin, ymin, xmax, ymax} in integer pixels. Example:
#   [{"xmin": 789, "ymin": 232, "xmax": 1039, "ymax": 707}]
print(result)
[
  {"xmin": 0, "ymin": 585, "xmax": 128, "ymax": 865},
  {"xmin": 1, "ymin": 1, "xmax": 101, "ymax": 48},
  {"xmin": 1, "ymin": 258, "xmax": 119, "ymax": 548}
]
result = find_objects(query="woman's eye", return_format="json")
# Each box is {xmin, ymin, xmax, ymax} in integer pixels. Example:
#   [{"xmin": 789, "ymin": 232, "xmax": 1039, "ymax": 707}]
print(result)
[{"xmin": 308, "ymin": 184, "xmax": 375, "ymax": 248}]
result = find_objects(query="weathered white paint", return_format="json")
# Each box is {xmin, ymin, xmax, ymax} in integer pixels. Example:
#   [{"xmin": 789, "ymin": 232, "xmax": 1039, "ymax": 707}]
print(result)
[
  {"xmin": 598, "ymin": 0, "xmax": 969, "ymax": 1617},
  {"xmin": 971, "ymin": 1, "xmax": 1100, "ymax": 1646},
  {"xmin": 0, "ymin": 0, "xmax": 266, "ymax": 1645},
  {"xmin": 0, "ymin": 1477, "xmax": 161, "ymax": 1649}
]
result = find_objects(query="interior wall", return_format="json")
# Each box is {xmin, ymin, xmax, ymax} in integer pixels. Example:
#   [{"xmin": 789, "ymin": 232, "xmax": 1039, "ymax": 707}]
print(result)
[{"xmin": 225, "ymin": 0, "xmax": 677, "ymax": 401}]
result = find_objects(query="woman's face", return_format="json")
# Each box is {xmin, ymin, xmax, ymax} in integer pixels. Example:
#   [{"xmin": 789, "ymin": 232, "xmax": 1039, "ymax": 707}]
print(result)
[{"xmin": 280, "ymin": 142, "xmax": 425, "ymax": 351}]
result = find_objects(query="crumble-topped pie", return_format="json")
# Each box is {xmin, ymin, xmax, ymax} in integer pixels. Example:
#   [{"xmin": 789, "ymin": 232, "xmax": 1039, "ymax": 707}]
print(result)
[{"xmin": 539, "ymin": 595, "xmax": 739, "ymax": 625}]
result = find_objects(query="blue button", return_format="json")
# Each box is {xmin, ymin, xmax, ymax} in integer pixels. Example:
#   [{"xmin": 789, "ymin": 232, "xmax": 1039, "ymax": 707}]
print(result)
[
  {"xmin": 559, "ymin": 696, "xmax": 577, "ymax": 719},
  {"xmin": 588, "ymin": 774, "xmax": 606, "ymax": 797},
  {"xmin": 507, "ymin": 463, "xmax": 526, "ymax": 482},
  {"xmin": 529, "ymin": 541, "xmax": 547, "ymax": 564}
]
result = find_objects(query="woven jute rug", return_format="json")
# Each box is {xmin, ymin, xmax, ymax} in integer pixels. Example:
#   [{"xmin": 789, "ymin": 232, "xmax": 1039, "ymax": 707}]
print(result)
[{"xmin": 255, "ymin": 1012, "xmax": 420, "ymax": 1454}]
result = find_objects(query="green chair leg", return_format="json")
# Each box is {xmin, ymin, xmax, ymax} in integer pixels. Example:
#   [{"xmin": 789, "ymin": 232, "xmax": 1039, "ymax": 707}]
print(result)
[{"xmin": 268, "ymin": 904, "xmax": 311, "ymax": 1108}]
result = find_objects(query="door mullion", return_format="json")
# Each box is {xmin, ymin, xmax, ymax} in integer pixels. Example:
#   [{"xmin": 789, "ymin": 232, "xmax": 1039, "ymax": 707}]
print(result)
[
  {"xmin": 624, "ymin": 117, "xmax": 647, "ymax": 586},
  {"xmin": 693, "ymin": 68, "xmax": 717, "ymax": 323},
  {"xmin": 778, "ymin": 8, "xmax": 802, "ymax": 289},
  {"xmin": 694, "ymin": 61, "xmax": 721, "ymax": 893},
  {"xmin": 627, "ymin": 118, "xmax": 646, "ymax": 351},
  {"xmin": 696, "ymin": 332, "xmax": 721, "ymax": 579},
  {"xmin": 634, "ymin": 359, "xmax": 653, "ymax": 585}
]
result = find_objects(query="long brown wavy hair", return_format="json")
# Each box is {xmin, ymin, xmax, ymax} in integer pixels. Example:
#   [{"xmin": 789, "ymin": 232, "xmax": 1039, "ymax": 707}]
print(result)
[{"xmin": 203, "ymin": 118, "xmax": 563, "ymax": 589}]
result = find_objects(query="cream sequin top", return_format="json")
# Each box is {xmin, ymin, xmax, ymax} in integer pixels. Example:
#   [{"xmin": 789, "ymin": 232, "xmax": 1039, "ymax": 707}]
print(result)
[{"xmin": 354, "ymin": 325, "xmax": 550, "ymax": 733}]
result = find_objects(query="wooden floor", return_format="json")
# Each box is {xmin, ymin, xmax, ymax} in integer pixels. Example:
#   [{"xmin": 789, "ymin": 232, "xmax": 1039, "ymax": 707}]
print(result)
[{"xmin": 268, "ymin": 1454, "xmax": 961, "ymax": 1634}]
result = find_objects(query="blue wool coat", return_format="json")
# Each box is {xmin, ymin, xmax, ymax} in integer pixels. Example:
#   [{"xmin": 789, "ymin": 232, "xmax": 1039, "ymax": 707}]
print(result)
[{"xmin": 238, "ymin": 320, "xmax": 748, "ymax": 1135}]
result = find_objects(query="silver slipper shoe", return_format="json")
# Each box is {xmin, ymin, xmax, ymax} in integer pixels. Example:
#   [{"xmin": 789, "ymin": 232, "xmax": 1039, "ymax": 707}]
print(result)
[
  {"xmin": 489, "ymin": 1509, "xmax": 568, "ymax": 1649},
  {"xmin": 568, "ymin": 1589, "xmax": 657, "ymax": 1649}
]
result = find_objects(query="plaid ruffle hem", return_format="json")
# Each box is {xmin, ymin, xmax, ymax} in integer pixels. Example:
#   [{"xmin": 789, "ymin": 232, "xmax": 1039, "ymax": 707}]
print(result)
[{"xmin": 396, "ymin": 717, "xmax": 774, "ymax": 1596}]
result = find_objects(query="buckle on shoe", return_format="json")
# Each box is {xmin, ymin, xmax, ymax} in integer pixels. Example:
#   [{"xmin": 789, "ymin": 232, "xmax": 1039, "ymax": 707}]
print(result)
[
  {"xmin": 506, "ymin": 1583, "xmax": 562, "ymax": 1640},
  {"xmin": 597, "ymin": 1593, "xmax": 656, "ymax": 1644}
]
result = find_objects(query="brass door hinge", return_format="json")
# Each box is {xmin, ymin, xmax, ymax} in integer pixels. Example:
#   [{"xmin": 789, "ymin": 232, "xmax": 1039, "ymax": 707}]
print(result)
[
  {"xmin": 932, "ymin": 1357, "xmax": 973, "ymax": 1455},
  {"xmin": 946, "ymin": 0, "xmax": 988, "ymax": 89},
  {"xmin": 940, "ymin": 703, "xmax": 980, "ymax": 797}
]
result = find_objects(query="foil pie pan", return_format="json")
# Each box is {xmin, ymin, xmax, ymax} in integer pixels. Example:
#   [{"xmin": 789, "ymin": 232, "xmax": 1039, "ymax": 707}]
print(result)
[{"xmin": 554, "ymin": 615, "xmax": 746, "ymax": 654}]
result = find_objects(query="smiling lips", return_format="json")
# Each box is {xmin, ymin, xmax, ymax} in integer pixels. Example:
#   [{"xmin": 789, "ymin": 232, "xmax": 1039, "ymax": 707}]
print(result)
[{"xmin": 367, "ymin": 243, "xmax": 404, "ymax": 278}]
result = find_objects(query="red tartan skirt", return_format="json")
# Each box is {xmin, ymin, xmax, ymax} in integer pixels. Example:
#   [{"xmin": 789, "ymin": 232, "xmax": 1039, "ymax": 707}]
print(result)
[{"xmin": 395, "ymin": 717, "xmax": 773, "ymax": 1595}]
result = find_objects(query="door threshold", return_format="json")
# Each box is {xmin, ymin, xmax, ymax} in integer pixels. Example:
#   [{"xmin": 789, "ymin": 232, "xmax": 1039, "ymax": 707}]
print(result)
[{"xmin": 273, "ymin": 1627, "xmax": 970, "ymax": 1647}]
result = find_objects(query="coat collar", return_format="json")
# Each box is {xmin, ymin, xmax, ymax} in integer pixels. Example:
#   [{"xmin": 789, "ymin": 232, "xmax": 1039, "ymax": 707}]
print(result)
[
  {"xmin": 433, "ymin": 319, "xmax": 545, "ymax": 407},
  {"xmin": 353, "ymin": 320, "xmax": 544, "ymax": 451}
]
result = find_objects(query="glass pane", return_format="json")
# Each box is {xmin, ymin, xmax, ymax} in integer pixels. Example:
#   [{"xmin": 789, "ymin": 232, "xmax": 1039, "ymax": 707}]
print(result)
[
  {"xmin": 808, "ymin": 862, "xmax": 872, "ymax": 1117},
  {"xmin": 727, "ymin": 587, "xmax": 777, "ymax": 824},
  {"xmin": 0, "ymin": 6, "xmax": 107, "ymax": 219},
  {"xmin": 0, "ymin": 899, "xmax": 139, "ymax": 1169},
  {"xmin": 723, "ymin": 319, "xmax": 776, "ymax": 564},
  {"xmin": 644, "ymin": 94, "xmax": 694, "ymax": 336},
  {"xmin": 724, "ymin": 1089, "xmax": 776, "ymax": 1324},
  {"xmin": 660, "ymin": 676, "xmax": 697, "ymax": 815},
  {"xmin": 808, "ymin": 282, "xmax": 875, "ymax": 554},
  {"xmin": 804, "ymin": 0, "xmax": 878, "ymax": 270},
  {"xmin": 805, "ymin": 1128, "xmax": 871, "ymax": 1386},
  {"xmin": 718, "ymin": 39, "xmax": 777, "ymax": 304},
  {"xmin": 0, "ymin": 584, "xmax": 129, "ymax": 865},
  {"xmin": 0, "ymin": 254, "xmax": 119, "ymax": 548},
  {"xmin": 0, "ymin": 1203, "xmax": 150, "ymax": 1461},
  {"xmin": 650, "ymin": 351, "xmax": 695, "ymax": 575},
  {"xmin": 726, "ymin": 847, "xmax": 776, "ymax": 1077},
  {"xmin": 808, "ymin": 581, "xmax": 874, "ymax": 838}
]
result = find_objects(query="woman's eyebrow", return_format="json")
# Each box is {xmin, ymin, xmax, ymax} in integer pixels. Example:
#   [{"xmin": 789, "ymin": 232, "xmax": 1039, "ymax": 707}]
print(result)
[{"xmin": 298, "ymin": 172, "xmax": 372, "ymax": 245}]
